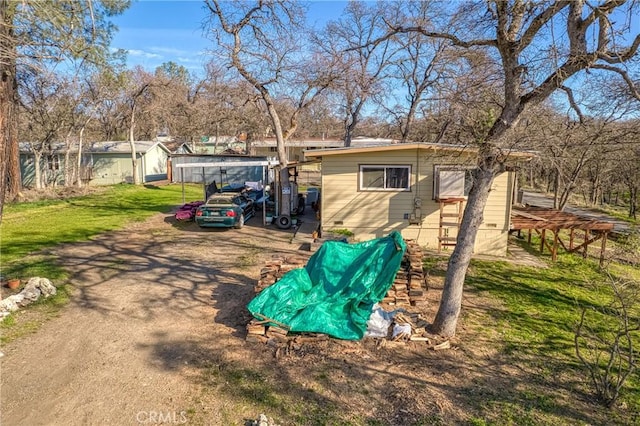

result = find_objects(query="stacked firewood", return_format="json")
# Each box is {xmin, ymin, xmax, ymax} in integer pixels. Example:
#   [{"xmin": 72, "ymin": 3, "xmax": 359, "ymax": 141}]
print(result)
[
  {"xmin": 380, "ymin": 239, "xmax": 428, "ymax": 308},
  {"xmin": 254, "ymin": 255, "xmax": 307, "ymax": 294},
  {"xmin": 247, "ymin": 240, "xmax": 432, "ymax": 347}
]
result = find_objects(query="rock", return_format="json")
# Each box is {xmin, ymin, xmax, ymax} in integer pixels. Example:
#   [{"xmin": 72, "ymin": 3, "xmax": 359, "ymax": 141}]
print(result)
[
  {"xmin": 20, "ymin": 282, "xmax": 42, "ymax": 305},
  {"xmin": 0, "ymin": 295, "xmax": 21, "ymax": 312},
  {"xmin": 0, "ymin": 276, "xmax": 57, "ymax": 316},
  {"xmin": 245, "ymin": 414, "xmax": 279, "ymax": 426},
  {"xmin": 28, "ymin": 277, "xmax": 56, "ymax": 297}
]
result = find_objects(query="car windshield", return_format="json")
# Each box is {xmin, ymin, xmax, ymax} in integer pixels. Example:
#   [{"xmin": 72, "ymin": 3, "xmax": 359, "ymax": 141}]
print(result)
[{"xmin": 206, "ymin": 197, "xmax": 234, "ymax": 205}]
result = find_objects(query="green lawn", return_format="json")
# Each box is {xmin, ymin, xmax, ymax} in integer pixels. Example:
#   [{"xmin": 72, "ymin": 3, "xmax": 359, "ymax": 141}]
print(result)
[
  {"xmin": 441, "ymin": 248, "xmax": 640, "ymax": 424},
  {"xmin": 0, "ymin": 183, "xmax": 202, "ymax": 278}
]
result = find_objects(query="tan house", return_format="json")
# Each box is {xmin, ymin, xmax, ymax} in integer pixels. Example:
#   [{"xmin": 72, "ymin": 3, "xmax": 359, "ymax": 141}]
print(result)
[{"xmin": 305, "ymin": 143, "xmax": 534, "ymax": 256}]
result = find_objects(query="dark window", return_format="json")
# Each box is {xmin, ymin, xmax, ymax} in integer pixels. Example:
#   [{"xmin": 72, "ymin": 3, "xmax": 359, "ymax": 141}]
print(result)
[{"xmin": 360, "ymin": 165, "xmax": 410, "ymax": 191}]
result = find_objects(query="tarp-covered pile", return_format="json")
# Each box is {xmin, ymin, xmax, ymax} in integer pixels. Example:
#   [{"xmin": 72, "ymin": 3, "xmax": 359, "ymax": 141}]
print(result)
[{"xmin": 247, "ymin": 231, "xmax": 406, "ymax": 340}]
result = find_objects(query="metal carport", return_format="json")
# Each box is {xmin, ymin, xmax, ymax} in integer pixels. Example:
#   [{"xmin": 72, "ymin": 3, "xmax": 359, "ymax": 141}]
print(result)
[{"xmin": 175, "ymin": 160, "xmax": 278, "ymax": 226}]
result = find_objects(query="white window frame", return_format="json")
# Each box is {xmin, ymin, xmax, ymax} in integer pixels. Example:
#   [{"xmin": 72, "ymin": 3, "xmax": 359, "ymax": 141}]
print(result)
[
  {"xmin": 359, "ymin": 164, "xmax": 411, "ymax": 192},
  {"xmin": 433, "ymin": 165, "xmax": 474, "ymax": 199},
  {"xmin": 47, "ymin": 154, "xmax": 60, "ymax": 172}
]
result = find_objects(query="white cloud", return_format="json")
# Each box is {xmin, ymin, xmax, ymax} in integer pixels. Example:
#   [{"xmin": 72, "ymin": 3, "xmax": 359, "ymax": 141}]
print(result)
[{"xmin": 126, "ymin": 49, "xmax": 163, "ymax": 59}]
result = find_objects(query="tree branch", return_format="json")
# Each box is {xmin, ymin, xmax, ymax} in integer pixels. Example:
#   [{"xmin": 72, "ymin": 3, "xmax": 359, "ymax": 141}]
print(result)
[
  {"xmin": 518, "ymin": 1, "xmax": 572, "ymax": 52},
  {"xmin": 590, "ymin": 64, "xmax": 640, "ymax": 101},
  {"xmin": 559, "ymin": 85, "xmax": 585, "ymax": 123},
  {"xmin": 599, "ymin": 33, "xmax": 640, "ymax": 63},
  {"xmin": 362, "ymin": 26, "xmax": 497, "ymax": 51}
]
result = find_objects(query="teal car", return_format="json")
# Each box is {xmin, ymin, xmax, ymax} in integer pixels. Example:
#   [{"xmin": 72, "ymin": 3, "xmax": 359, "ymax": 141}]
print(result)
[{"xmin": 195, "ymin": 193, "xmax": 255, "ymax": 229}]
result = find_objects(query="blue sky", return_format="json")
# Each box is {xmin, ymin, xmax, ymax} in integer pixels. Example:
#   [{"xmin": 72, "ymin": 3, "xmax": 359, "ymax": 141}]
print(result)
[{"xmin": 110, "ymin": 0, "xmax": 347, "ymax": 72}]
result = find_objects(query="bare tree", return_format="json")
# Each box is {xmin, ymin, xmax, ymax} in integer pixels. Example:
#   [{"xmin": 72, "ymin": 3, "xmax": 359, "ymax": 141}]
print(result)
[
  {"xmin": 380, "ymin": 0, "xmax": 640, "ymax": 336},
  {"xmin": 205, "ymin": 0, "xmax": 335, "ymax": 222},
  {"xmin": 321, "ymin": 1, "xmax": 398, "ymax": 146},
  {"xmin": 19, "ymin": 69, "xmax": 69, "ymax": 189},
  {"xmin": 89, "ymin": 67, "xmax": 128, "ymax": 142},
  {"xmin": 617, "ymin": 145, "xmax": 640, "ymax": 219},
  {"xmin": 378, "ymin": 1, "xmax": 452, "ymax": 142},
  {"xmin": 124, "ymin": 66, "xmax": 155, "ymax": 185}
]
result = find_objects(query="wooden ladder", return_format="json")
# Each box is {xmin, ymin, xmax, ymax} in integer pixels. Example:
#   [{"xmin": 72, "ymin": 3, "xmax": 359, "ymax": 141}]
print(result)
[{"xmin": 437, "ymin": 198, "xmax": 465, "ymax": 251}]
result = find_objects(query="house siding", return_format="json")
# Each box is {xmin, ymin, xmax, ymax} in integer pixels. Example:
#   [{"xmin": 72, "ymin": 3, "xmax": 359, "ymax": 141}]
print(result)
[
  {"xmin": 320, "ymin": 148, "xmax": 514, "ymax": 256},
  {"xmin": 143, "ymin": 145, "xmax": 169, "ymax": 182},
  {"xmin": 19, "ymin": 154, "xmax": 65, "ymax": 188},
  {"xmin": 89, "ymin": 154, "xmax": 141, "ymax": 186}
]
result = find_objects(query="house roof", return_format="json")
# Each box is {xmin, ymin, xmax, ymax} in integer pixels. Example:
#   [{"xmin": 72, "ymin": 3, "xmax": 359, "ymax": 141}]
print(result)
[
  {"xmin": 19, "ymin": 141, "xmax": 170, "ymax": 155},
  {"xmin": 86, "ymin": 141, "xmax": 170, "ymax": 154},
  {"xmin": 162, "ymin": 141, "xmax": 193, "ymax": 153},
  {"xmin": 303, "ymin": 142, "xmax": 536, "ymax": 160},
  {"xmin": 251, "ymin": 138, "xmax": 344, "ymax": 148},
  {"xmin": 174, "ymin": 159, "xmax": 277, "ymax": 168},
  {"xmin": 251, "ymin": 137, "xmax": 395, "ymax": 148}
]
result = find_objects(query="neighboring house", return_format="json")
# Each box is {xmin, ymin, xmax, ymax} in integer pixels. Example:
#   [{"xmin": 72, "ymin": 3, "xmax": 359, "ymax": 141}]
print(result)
[
  {"xmin": 251, "ymin": 138, "xmax": 344, "ymax": 164},
  {"xmin": 86, "ymin": 141, "xmax": 170, "ymax": 185},
  {"xmin": 19, "ymin": 140, "xmax": 171, "ymax": 187},
  {"xmin": 250, "ymin": 137, "xmax": 395, "ymax": 172},
  {"xmin": 19, "ymin": 142, "xmax": 63, "ymax": 187},
  {"xmin": 197, "ymin": 135, "xmax": 244, "ymax": 155},
  {"xmin": 305, "ymin": 142, "xmax": 535, "ymax": 257},
  {"xmin": 162, "ymin": 140, "xmax": 194, "ymax": 155}
]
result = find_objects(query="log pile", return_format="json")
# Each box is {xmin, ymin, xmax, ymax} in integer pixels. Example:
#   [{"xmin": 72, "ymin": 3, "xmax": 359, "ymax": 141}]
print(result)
[
  {"xmin": 246, "ymin": 312, "xmax": 453, "ymax": 352},
  {"xmin": 254, "ymin": 255, "xmax": 307, "ymax": 294},
  {"xmin": 380, "ymin": 239, "xmax": 428, "ymax": 308},
  {"xmin": 246, "ymin": 239, "xmax": 444, "ymax": 350}
]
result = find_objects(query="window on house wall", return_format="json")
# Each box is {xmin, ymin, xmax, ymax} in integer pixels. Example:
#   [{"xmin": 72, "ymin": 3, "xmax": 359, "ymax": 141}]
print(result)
[
  {"xmin": 47, "ymin": 155, "xmax": 60, "ymax": 171},
  {"xmin": 434, "ymin": 166, "xmax": 474, "ymax": 199},
  {"xmin": 359, "ymin": 165, "xmax": 411, "ymax": 191}
]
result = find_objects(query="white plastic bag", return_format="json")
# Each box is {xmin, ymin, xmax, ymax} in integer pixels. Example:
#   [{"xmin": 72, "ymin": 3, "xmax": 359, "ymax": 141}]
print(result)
[
  {"xmin": 365, "ymin": 304, "xmax": 393, "ymax": 338},
  {"xmin": 392, "ymin": 323, "xmax": 412, "ymax": 340}
]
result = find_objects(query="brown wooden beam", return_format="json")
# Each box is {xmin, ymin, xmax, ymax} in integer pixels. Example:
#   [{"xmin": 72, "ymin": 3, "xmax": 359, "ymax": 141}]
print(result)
[
  {"xmin": 567, "ymin": 233, "xmax": 603, "ymax": 253},
  {"xmin": 584, "ymin": 230, "xmax": 589, "ymax": 259},
  {"xmin": 569, "ymin": 229, "xmax": 574, "ymax": 250},
  {"xmin": 600, "ymin": 232, "xmax": 608, "ymax": 267}
]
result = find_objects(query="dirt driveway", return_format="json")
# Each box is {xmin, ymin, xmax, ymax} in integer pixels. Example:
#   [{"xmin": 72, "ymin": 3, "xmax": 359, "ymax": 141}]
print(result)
[
  {"xmin": 1, "ymin": 212, "xmax": 309, "ymax": 425},
  {"xmin": 1, "ymin": 210, "xmax": 598, "ymax": 425}
]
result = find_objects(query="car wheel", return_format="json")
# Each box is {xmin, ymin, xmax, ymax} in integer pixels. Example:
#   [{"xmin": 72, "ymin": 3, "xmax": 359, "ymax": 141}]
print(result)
[
  {"xmin": 276, "ymin": 215, "xmax": 292, "ymax": 229},
  {"xmin": 235, "ymin": 214, "xmax": 245, "ymax": 229}
]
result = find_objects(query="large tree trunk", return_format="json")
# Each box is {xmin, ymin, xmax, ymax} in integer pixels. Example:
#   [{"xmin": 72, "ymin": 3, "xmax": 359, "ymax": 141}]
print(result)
[
  {"xmin": 431, "ymin": 164, "xmax": 496, "ymax": 336},
  {"xmin": 0, "ymin": 0, "xmax": 19, "ymax": 220},
  {"xmin": 0, "ymin": 58, "xmax": 12, "ymax": 218},
  {"xmin": 265, "ymin": 101, "xmax": 291, "ymax": 217}
]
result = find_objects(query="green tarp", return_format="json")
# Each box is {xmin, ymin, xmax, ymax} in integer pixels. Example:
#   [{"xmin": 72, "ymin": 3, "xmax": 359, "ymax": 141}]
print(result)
[{"xmin": 247, "ymin": 231, "xmax": 406, "ymax": 340}]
